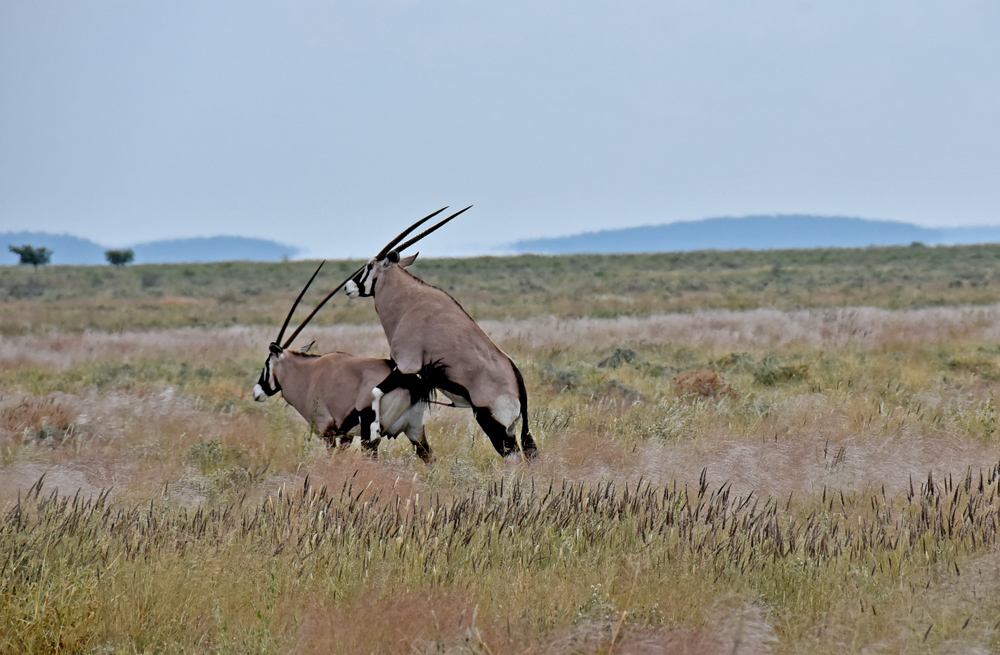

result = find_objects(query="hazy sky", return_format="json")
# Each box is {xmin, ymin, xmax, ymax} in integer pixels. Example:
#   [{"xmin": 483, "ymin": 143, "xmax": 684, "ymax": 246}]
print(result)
[{"xmin": 2, "ymin": 1, "xmax": 999, "ymax": 258}]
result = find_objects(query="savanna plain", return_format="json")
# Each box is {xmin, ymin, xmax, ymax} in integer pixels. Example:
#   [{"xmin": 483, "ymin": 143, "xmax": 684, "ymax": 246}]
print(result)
[{"xmin": 6, "ymin": 244, "xmax": 1000, "ymax": 653}]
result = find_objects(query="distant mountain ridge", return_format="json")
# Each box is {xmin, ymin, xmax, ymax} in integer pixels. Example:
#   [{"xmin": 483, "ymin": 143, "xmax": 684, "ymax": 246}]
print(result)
[
  {"xmin": 1, "ymin": 232, "xmax": 300, "ymax": 265},
  {"xmin": 513, "ymin": 215, "xmax": 1000, "ymax": 254}
]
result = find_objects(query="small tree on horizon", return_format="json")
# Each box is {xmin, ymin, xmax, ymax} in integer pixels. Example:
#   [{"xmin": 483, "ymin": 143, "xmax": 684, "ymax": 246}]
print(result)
[
  {"xmin": 9, "ymin": 245, "xmax": 52, "ymax": 270},
  {"xmin": 105, "ymin": 249, "xmax": 135, "ymax": 267}
]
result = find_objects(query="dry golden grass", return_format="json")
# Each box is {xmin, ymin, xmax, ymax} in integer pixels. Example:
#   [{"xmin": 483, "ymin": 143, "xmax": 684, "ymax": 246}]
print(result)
[
  {"xmin": 6, "ymin": 458, "xmax": 1000, "ymax": 654},
  {"xmin": 673, "ymin": 369, "xmax": 739, "ymax": 400},
  {"xmin": 6, "ymin": 299, "xmax": 1000, "ymax": 653}
]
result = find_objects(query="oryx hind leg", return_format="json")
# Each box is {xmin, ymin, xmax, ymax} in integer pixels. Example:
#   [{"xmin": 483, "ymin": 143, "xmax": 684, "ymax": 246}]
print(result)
[
  {"xmin": 359, "ymin": 436, "xmax": 380, "ymax": 458},
  {"xmin": 492, "ymin": 396, "xmax": 522, "ymax": 439},
  {"xmin": 520, "ymin": 430, "xmax": 539, "ymax": 459},
  {"xmin": 477, "ymin": 396, "xmax": 534, "ymax": 459},
  {"xmin": 407, "ymin": 426, "xmax": 435, "ymax": 464},
  {"xmin": 369, "ymin": 387, "xmax": 384, "ymax": 441},
  {"xmin": 359, "ymin": 406, "xmax": 381, "ymax": 459},
  {"xmin": 474, "ymin": 407, "xmax": 519, "ymax": 458},
  {"xmin": 371, "ymin": 369, "xmax": 429, "ymax": 446},
  {"xmin": 385, "ymin": 396, "xmax": 434, "ymax": 465},
  {"xmin": 370, "ymin": 368, "xmax": 424, "ymax": 444}
]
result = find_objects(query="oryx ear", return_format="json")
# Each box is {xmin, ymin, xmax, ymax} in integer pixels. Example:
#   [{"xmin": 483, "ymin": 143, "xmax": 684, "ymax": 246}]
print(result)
[
  {"xmin": 387, "ymin": 251, "xmax": 400, "ymax": 264},
  {"xmin": 399, "ymin": 253, "xmax": 418, "ymax": 267},
  {"xmin": 269, "ymin": 343, "xmax": 283, "ymax": 356}
]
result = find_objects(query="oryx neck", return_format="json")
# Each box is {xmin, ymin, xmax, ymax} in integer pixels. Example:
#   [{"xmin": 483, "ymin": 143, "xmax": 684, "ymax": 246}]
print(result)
[
  {"xmin": 374, "ymin": 264, "xmax": 422, "ymax": 296},
  {"xmin": 284, "ymin": 348, "xmax": 319, "ymax": 359},
  {"xmin": 272, "ymin": 351, "xmax": 319, "ymax": 421},
  {"xmin": 274, "ymin": 350, "xmax": 309, "ymax": 373},
  {"xmin": 372, "ymin": 265, "xmax": 424, "ymax": 335}
]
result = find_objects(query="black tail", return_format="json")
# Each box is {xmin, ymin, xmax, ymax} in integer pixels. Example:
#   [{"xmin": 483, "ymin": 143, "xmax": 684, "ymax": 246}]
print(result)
[
  {"xmin": 511, "ymin": 362, "xmax": 538, "ymax": 458},
  {"xmin": 418, "ymin": 360, "xmax": 471, "ymax": 406},
  {"xmin": 380, "ymin": 363, "xmax": 435, "ymax": 406}
]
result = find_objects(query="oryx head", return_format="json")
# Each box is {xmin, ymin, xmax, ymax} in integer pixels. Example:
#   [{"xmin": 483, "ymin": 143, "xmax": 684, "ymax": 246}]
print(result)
[
  {"xmin": 253, "ymin": 342, "xmax": 284, "ymax": 402},
  {"xmin": 346, "ymin": 252, "xmax": 419, "ymax": 298},
  {"xmin": 345, "ymin": 206, "xmax": 471, "ymax": 299},
  {"xmin": 254, "ymin": 261, "xmax": 361, "ymax": 402}
]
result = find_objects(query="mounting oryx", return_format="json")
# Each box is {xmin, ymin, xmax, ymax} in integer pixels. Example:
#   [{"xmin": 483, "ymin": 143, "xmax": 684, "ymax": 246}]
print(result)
[
  {"xmin": 253, "ymin": 261, "xmax": 436, "ymax": 462},
  {"xmin": 344, "ymin": 207, "xmax": 539, "ymax": 460}
]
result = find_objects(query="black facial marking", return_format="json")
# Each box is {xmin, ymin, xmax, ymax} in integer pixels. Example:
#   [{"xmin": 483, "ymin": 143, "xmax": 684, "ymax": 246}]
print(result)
[
  {"xmin": 257, "ymin": 357, "xmax": 281, "ymax": 396},
  {"xmin": 352, "ymin": 265, "xmax": 376, "ymax": 297}
]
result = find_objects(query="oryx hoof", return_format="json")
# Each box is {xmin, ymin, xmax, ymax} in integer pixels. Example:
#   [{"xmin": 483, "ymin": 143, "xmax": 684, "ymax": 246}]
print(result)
[{"xmin": 361, "ymin": 437, "xmax": 381, "ymax": 459}]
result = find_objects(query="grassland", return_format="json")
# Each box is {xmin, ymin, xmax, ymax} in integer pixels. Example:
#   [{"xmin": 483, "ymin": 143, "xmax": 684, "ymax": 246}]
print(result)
[
  {"xmin": 4, "ymin": 244, "xmax": 1000, "ymax": 653},
  {"xmin": 5, "ymin": 242, "xmax": 1000, "ymax": 335}
]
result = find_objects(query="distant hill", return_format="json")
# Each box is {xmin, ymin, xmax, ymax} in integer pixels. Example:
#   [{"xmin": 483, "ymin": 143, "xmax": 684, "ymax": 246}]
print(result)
[
  {"xmin": 1, "ymin": 233, "xmax": 301, "ymax": 265},
  {"xmin": 513, "ymin": 215, "xmax": 1000, "ymax": 255},
  {"xmin": 129, "ymin": 237, "xmax": 299, "ymax": 264},
  {"xmin": 1, "ymin": 232, "xmax": 108, "ymax": 265}
]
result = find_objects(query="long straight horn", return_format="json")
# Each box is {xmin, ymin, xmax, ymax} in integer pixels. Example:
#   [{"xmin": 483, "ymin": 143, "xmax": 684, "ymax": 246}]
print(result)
[
  {"xmin": 375, "ymin": 207, "xmax": 448, "ymax": 260},
  {"xmin": 275, "ymin": 261, "xmax": 325, "ymax": 345},
  {"xmin": 393, "ymin": 205, "xmax": 472, "ymax": 254},
  {"xmin": 281, "ymin": 264, "xmax": 365, "ymax": 349}
]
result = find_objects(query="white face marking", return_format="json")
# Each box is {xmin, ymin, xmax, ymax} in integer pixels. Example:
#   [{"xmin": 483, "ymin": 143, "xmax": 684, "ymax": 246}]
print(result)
[
  {"xmin": 254, "ymin": 355, "xmax": 279, "ymax": 400},
  {"xmin": 347, "ymin": 261, "xmax": 379, "ymax": 298}
]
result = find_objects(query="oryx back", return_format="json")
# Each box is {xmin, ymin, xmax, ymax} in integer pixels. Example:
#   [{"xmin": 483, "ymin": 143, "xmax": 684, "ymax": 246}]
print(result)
[
  {"xmin": 371, "ymin": 265, "xmax": 536, "ymax": 459},
  {"xmin": 375, "ymin": 266, "xmax": 520, "ymax": 412},
  {"xmin": 269, "ymin": 349, "xmax": 431, "ymax": 458},
  {"xmin": 344, "ymin": 206, "xmax": 537, "ymax": 459},
  {"xmin": 253, "ymin": 257, "xmax": 435, "ymax": 463}
]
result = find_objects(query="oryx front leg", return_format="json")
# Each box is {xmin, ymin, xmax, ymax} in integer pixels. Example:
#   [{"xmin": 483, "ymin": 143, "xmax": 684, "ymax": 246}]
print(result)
[{"xmin": 369, "ymin": 386, "xmax": 384, "ymax": 440}]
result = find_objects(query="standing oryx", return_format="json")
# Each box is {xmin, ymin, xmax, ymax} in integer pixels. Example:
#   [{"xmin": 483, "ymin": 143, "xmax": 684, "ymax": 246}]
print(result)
[
  {"xmin": 253, "ymin": 262, "xmax": 436, "ymax": 462},
  {"xmin": 344, "ymin": 207, "xmax": 539, "ymax": 460}
]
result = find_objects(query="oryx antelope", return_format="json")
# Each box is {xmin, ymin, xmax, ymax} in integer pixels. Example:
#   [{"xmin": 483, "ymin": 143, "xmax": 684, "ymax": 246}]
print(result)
[
  {"xmin": 253, "ymin": 262, "xmax": 435, "ymax": 462},
  {"xmin": 344, "ymin": 207, "xmax": 539, "ymax": 459}
]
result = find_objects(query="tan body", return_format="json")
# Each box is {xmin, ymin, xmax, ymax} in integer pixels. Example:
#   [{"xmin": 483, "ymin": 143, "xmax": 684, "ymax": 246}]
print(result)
[
  {"xmin": 342, "ymin": 206, "xmax": 537, "ymax": 458},
  {"xmin": 257, "ymin": 349, "xmax": 432, "ymax": 461},
  {"xmin": 375, "ymin": 266, "xmax": 520, "ymax": 420},
  {"xmin": 348, "ymin": 260, "xmax": 537, "ymax": 458}
]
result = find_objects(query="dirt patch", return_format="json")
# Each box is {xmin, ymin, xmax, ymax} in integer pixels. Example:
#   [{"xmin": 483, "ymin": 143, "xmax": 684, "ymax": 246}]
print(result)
[
  {"xmin": 295, "ymin": 590, "xmax": 483, "ymax": 655},
  {"xmin": 633, "ymin": 431, "xmax": 1000, "ymax": 500},
  {"xmin": 539, "ymin": 603, "xmax": 774, "ymax": 655},
  {"xmin": 0, "ymin": 463, "xmax": 110, "ymax": 511}
]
